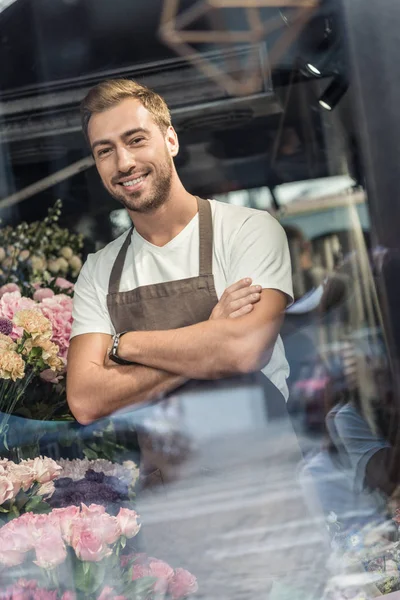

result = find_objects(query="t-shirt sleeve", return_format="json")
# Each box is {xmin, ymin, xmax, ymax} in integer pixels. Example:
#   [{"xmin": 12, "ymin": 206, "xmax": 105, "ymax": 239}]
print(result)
[
  {"xmin": 228, "ymin": 212, "xmax": 294, "ymax": 305},
  {"xmin": 70, "ymin": 257, "xmax": 114, "ymax": 339}
]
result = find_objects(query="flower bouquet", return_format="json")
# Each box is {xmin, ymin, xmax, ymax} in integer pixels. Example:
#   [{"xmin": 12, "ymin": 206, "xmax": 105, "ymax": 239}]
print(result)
[
  {"xmin": 0, "ymin": 503, "xmax": 198, "ymax": 599},
  {"xmin": 0, "ymin": 309, "xmax": 63, "ymax": 452},
  {"xmin": 0, "ymin": 456, "xmax": 140, "ymax": 523},
  {"xmin": 0, "ymin": 200, "xmax": 83, "ymax": 289}
]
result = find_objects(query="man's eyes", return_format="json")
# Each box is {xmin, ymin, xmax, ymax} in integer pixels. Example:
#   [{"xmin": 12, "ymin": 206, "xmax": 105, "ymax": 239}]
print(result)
[
  {"xmin": 97, "ymin": 147, "xmax": 111, "ymax": 157},
  {"xmin": 96, "ymin": 138, "xmax": 145, "ymax": 157},
  {"xmin": 129, "ymin": 137, "xmax": 145, "ymax": 145}
]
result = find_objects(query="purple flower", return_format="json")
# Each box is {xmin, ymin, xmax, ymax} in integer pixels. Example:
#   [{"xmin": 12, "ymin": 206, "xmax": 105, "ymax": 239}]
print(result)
[{"xmin": 0, "ymin": 317, "xmax": 13, "ymax": 336}]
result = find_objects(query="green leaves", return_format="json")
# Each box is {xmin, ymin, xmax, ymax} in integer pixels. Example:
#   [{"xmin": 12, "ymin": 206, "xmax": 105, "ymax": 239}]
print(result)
[{"xmin": 74, "ymin": 560, "xmax": 106, "ymax": 595}]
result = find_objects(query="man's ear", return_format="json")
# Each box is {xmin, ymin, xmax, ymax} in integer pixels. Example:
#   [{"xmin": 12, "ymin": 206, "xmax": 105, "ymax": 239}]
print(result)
[{"xmin": 165, "ymin": 126, "xmax": 179, "ymax": 157}]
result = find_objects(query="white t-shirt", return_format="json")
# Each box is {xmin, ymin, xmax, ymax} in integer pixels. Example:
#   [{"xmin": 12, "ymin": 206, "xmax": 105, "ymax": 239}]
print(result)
[{"xmin": 71, "ymin": 200, "xmax": 293, "ymax": 398}]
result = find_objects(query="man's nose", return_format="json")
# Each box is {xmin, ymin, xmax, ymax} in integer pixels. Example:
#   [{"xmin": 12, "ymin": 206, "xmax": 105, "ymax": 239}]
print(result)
[{"xmin": 116, "ymin": 147, "xmax": 135, "ymax": 173}]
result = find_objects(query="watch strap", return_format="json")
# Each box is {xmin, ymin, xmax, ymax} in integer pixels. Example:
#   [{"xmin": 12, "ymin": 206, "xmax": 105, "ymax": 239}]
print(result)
[{"xmin": 109, "ymin": 331, "xmax": 135, "ymax": 365}]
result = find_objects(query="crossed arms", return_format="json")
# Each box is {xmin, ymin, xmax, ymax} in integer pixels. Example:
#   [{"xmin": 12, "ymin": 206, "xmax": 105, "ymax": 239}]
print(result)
[{"xmin": 67, "ymin": 280, "xmax": 287, "ymax": 424}]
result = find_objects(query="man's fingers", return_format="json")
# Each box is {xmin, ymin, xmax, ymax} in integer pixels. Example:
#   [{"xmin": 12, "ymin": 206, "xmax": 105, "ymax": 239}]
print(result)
[
  {"xmin": 222, "ymin": 278, "xmax": 252, "ymax": 299},
  {"xmin": 229, "ymin": 293, "xmax": 261, "ymax": 313},
  {"xmin": 229, "ymin": 304, "xmax": 254, "ymax": 319},
  {"xmin": 228, "ymin": 285, "xmax": 262, "ymax": 302}
]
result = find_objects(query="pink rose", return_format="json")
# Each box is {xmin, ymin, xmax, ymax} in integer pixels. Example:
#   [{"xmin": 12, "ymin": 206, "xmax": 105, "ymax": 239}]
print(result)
[
  {"xmin": 33, "ymin": 288, "xmax": 55, "ymax": 302},
  {"xmin": 169, "ymin": 568, "xmax": 199, "ymax": 599},
  {"xmin": 0, "ymin": 515, "xmax": 35, "ymax": 566},
  {"xmin": 55, "ymin": 277, "xmax": 74, "ymax": 291},
  {"xmin": 148, "ymin": 558, "xmax": 174, "ymax": 594},
  {"xmin": 71, "ymin": 522, "xmax": 112, "ymax": 562},
  {"xmin": 0, "ymin": 544, "xmax": 25, "ymax": 567},
  {"xmin": 27, "ymin": 456, "xmax": 62, "ymax": 484},
  {"xmin": 0, "ymin": 283, "xmax": 19, "ymax": 298},
  {"xmin": 8, "ymin": 462, "xmax": 35, "ymax": 492},
  {"xmin": 49, "ymin": 506, "xmax": 80, "ymax": 545},
  {"xmin": 0, "ymin": 474, "xmax": 14, "ymax": 504},
  {"xmin": 80, "ymin": 503, "xmax": 106, "ymax": 517},
  {"xmin": 79, "ymin": 504, "xmax": 121, "ymax": 545},
  {"xmin": 116, "ymin": 508, "xmax": 141, "ymax": 539},
  {"xmin": 33, "ymin": 524, "xmax": 67, "ymax": 569},
  {"xmin": 131, "ymin": 563, "xmax": 152, "ymax": 580}
]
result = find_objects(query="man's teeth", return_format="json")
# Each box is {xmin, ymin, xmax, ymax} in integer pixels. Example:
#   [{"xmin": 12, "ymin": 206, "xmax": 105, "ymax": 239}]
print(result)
[{"xmin": 121, "ymin": 175, "xmax": 146, "ymax": 187}]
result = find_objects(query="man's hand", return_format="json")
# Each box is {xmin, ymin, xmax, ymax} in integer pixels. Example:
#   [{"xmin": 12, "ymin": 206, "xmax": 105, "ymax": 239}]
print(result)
[{"xmin": 210, "ymin": 278, "xmax": 261, "ymax": 320}]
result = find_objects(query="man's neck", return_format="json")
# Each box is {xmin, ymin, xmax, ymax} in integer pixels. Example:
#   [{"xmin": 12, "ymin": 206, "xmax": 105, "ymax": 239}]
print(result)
[{"xmin": 129, "ymin": 185, "xmax": 198, "ymax": 247}]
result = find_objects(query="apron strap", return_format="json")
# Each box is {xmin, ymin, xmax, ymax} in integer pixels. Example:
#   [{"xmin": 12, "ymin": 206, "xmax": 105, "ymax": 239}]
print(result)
[
  {"xmin": 108, "ymin": 227, "xmax": 133, "ymax": 295},
  {"xmin": 108, "ymin": 197, "xmax": 213, "ymax": 294},
  {"xmin": 197, "ymin": 197, "xmax": 213, "ymax": 276}
]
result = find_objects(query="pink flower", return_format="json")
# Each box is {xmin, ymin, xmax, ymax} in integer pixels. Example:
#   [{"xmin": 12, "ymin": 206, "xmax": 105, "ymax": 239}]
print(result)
[
  {"xmin": 169, "ymin": 568, "xmax": 199, "ymax": 599},
  {"xmin": 33, "ymin": 288, "xmax": 55, "ymax": 302},
  {"xmin": 0, "ymin": 514, "xmax": 35, "ymax": 566},
  {"xmin": 55, "ymin": 277, "xmax": 74, "ymax": 291},
  {"xmin": 61, "ymin": 593, "xmax": 77, "ymax": 600},
  {"xmin": 0, "ymin": 292, "xmax": 36, "ymax": 339},
  {"xmin": 116, "ymin": 508, "xmax": 141, "ymax": 539},
  {"xmin": 80, "ymin": 503, "xmax": 105, "ymax": 517},
  {"xmin": 8, "ymin": 462, "xmax": 35, "ymax": 492},
  {"xmin": 149, "ymin": 559, "xmax": 174, "ymax": 594},
  {"xmin": 33, "ymin": 523, "xmax": 67, "ymax": 569},
  {"xmin": 71, "ymin": 522, "xmax": 112, "ymax": 562},
  {"xmin": 0, "ymin": 283, "xmax": 20, "ymax": 298},
  {"xmin": 131, "ymin": 563, "xmax": 152, "ymax": 580},
  {"xmin": 39, "ymin": 294, "xmax": 73, "ymax": 359},
  {"xmin": 78, "ymin": 503, "xmax": 121, "ymax": 545},
  {"xmin": 0, "ymin": 474, "xmax": 14, "ymax": 504},
  {"xmin": 49, "ymin": 506, "xmax": 80, "ymax": 545},
  {"xmin": 28, "ymin": 456, "xmax": 62, "ymax": 484}
]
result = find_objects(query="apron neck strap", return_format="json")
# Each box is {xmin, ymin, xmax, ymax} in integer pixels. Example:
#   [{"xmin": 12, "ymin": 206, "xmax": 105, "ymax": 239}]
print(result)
[
  {"xmin": 108, "ymin": 227, "xmax": 133, "ymax": 295},
  {"xmin": 108, "ymin": 197, "xmax": 213, "ymax": 294},
  {"xmin": 197, "ymin": 197, "xmax": 213, "ymax": 276}
]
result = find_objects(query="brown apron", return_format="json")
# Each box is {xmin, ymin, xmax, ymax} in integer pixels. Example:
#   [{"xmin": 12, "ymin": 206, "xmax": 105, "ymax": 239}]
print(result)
[{"xmin": 106, "ymin": 197, "xmax": 286, "ymax": 485}]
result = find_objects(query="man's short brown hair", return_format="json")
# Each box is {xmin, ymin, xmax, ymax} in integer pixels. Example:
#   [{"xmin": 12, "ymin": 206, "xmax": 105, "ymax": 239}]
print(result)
[{"xmin": 80, "ymin": 78, "xmax": 172, "ymax": 146}]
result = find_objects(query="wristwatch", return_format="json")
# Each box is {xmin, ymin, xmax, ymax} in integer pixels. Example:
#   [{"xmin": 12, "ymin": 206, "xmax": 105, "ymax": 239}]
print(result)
[{"xmin": 108, "ymin": 331, "xmax": 135, "ymax": 365}]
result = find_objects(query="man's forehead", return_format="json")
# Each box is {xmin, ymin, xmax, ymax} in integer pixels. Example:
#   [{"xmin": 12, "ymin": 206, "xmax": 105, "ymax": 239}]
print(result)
[{"xmin": 88, "ymin": 99, "xmax": 154, "ymax": 141}]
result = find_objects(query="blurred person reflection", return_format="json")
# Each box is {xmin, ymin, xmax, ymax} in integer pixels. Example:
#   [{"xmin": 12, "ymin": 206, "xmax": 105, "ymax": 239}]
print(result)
[
  {"xmin": 300, "ymin": 254, "xmax": 398, "ymax": 536},
  {"xmin": 280, "ymin": 225, "xmax": 325, "ymax": 435}
]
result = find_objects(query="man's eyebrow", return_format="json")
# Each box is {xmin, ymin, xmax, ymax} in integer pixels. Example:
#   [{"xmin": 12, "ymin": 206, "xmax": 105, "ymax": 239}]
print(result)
[{"xmin": 91, "ymin": 128, "xmax": 150, "ymax": 152}]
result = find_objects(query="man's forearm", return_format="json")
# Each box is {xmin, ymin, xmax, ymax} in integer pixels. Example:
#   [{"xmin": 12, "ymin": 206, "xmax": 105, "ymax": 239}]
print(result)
[
  {"xmin": 117, "ymin": 319, "xmax": 260, "ymax": 379},
  {"xmin": 67, "ymin": 363, "xmax": 186, "ymax": 424}
]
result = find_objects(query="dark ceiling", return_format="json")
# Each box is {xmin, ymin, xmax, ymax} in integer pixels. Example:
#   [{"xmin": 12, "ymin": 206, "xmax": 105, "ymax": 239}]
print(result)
[{"xmin": 0, "ymin": 0, "xmax": 351, "ymax": 243}]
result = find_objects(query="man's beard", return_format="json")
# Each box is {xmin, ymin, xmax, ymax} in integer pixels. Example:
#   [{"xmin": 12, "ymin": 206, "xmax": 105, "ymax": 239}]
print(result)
[{"xmin": 109, "ymin": 155, "xmax": 173, "ymax": 214}]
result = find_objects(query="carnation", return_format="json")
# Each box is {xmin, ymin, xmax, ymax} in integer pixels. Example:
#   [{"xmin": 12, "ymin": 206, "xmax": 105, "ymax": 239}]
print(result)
[
  {"xmin": 23, "ymin": 336, "xmax": 64, "ymax": 372},
  {"xmin": 0, "ymin": 348, "xmax": 25, "ymax": 380},
  {"xmin": 0, "ymin": 292, "xmax": 36, "ymax": 339},
  {"xmin": 14, "ymin": 309, "xmax": 52, "ymax": 340}
]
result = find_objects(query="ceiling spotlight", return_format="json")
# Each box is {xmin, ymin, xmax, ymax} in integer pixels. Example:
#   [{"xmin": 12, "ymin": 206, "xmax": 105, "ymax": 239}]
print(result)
[
  {"xmin": 319, "ymin": 75, "xmax": 348, "ymax": 111},
  {"xmin": 304, "ymin": 62, "xmax": 323, "ymax": 77}
]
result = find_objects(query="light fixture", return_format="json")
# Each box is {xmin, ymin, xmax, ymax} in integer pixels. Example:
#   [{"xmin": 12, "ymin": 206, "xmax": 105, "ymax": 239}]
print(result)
[
  {"xmin": 318, "ymin": 75, "xmax": 348, "ymax": 111},
  {"xmin": 304, "ymin": 62, "xmax": 322, "ymax": 77}
]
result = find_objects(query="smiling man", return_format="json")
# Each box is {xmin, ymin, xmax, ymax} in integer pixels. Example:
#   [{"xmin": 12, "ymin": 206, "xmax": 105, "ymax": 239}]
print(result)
[{"xmin": 67, "ymin": 78, "xmax": 293, "ymax": 427}]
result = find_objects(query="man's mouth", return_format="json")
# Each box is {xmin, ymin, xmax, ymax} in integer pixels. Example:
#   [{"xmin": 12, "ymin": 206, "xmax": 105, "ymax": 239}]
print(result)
[{"xmin": 121, "ymin": 174, "xmax": 147, "ymax": 187}]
